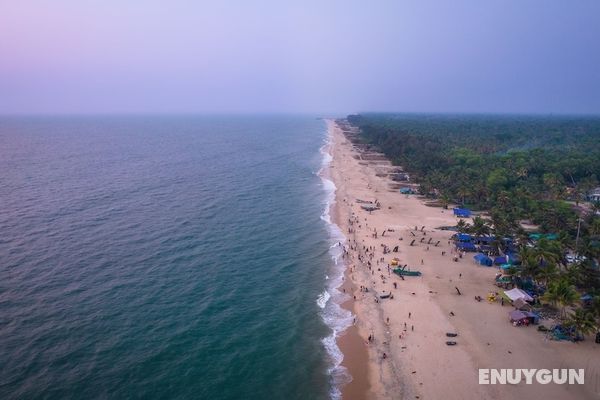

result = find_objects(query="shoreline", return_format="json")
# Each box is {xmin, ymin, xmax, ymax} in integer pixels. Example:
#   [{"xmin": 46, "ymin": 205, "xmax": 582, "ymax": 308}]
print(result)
[
  {"xmin": 318, "ymin": 133, "xmax": 363, "ymax": 400},
  {"xmin": 326, "ymin": 118, "xmax": 599, "ymax": 400}
]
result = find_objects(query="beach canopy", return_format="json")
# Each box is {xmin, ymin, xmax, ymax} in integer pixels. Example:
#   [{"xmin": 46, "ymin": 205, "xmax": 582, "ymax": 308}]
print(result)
[
  {"xmin": 453, "ymin": 208, "xmax": 472, "ymax": 218},
  {"xmin": 473, "ymin": 253, "xmax": 493, "ymax": 266},
  {"xmin": 504, "ymin": 288, "xmax": 533, "ymax": 302},
  {"xmin": 456, "ymin": 242, "xmax": 477, "ymax": 251},
  {"xmin": 509, "ymin": 310, "xmax": 528, "ymax": 322},
  {"xmin": 523, "ymin": 311, "xmax": 540, "ymax": 324},
  {"xmin": 529, "ymin": 233, "xmax": 558, "ymax": 241}
]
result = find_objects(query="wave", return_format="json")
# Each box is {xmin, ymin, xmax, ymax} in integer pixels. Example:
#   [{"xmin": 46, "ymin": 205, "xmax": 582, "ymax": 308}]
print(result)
[{"xmin": 317, "ymin": 127, "xmax": 353, "ymax": 400}]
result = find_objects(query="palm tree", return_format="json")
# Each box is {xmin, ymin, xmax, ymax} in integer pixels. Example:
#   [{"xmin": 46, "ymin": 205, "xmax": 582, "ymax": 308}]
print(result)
[
  {"xmin": 565, "ymin": 309, "xmax": 598, "ymax": 339},
  {"xmin": 542, "ymin": 278, "xmax": 578, "ymax": 319},
  {"xmin": 536, "ymin": 263, "xmax": 558, "ymax": 287},
  {"xmin": 456, "ymin": 219, "xmax": 470, "ymax": 234},
  {"xmin": 439, "ymin": 194, "xmax": 450, "ymax": 210},
  {"xmin": 470, "ymin": 216, "xmax": 491, "ymax": 237},
  {"xmin": 532, "ymin": 238, "xmax": 561, "ymax": 267},
  {"xmin": 519, "ymin": 246, "xmax": 540, "ymax": 279},
  {"xmin": 456, "ymin": 186, "xmax": 471, "ymax": 206}
]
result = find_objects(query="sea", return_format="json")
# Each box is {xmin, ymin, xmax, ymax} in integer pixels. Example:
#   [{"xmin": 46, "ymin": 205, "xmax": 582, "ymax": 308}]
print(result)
[{"xmin": 0, "ymin": 115, "xmax": 352, "ymax": 400}]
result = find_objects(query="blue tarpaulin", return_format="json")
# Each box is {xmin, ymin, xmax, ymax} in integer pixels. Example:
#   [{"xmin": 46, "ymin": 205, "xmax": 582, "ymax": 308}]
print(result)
[
  {"xmin": 456, "ymin": 242, "xmax": 477, "ymax": 251},
  {"xmin": 474, "ymin": 253, "xmax": 493, "ymax": 266},
  {"xmin": 456, "ymin": 233, "xmax": 472, "ymax": 242},
  {"xmin": 453, "ymin": 208, "xmax": 472, "ymax": 217},
  {"xmin": 494, "ymin": 256, "xmax": 508, "ymax": 265}
]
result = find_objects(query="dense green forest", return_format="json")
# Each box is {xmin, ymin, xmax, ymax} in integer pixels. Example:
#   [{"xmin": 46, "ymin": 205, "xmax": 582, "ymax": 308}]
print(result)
[
  {"xmin": 347, "ymin": 113, "xmax": 600, "ymax": 337},
  {"xmin": 348, "ymin": 113, "xmax": 600, "ymax": 233}
]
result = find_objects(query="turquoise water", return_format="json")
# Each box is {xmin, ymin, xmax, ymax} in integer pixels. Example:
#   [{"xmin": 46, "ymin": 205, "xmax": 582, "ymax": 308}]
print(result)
[{"xmin": 0, "ymin": 116, "xmax": 347, "ymax": 399}]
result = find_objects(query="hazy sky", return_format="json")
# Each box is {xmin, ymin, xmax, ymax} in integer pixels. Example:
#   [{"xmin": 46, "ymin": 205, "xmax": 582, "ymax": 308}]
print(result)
[{"xmin": 1, "ymin": 1, "xmax": 599, "ymax": 114}]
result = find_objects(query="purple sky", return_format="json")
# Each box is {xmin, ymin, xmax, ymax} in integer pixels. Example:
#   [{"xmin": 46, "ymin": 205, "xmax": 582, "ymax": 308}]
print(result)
[{"xmin": 1, "ymin": 1, "xmax": 599, "ymax": 114}]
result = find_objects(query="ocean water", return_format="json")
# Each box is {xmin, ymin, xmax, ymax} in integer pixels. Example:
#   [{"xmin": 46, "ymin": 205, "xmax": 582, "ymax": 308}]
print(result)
[{"xmin": 0, "ymin": 116, "xmax": 349, "ymax": 400}]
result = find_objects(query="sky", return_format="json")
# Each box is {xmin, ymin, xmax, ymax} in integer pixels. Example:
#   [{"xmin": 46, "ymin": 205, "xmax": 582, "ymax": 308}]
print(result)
[{"xmin": 1, "ymin": 0, "xmax": 599, "ymax": 115}]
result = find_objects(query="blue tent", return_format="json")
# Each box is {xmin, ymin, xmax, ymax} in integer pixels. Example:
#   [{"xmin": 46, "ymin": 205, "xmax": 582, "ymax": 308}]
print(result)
[
  {"xmin": 399, "ymin": 187, "xmax": 414, "ymax": 194},
  {"xmin": 453, "ymin": 208, "xmax": 472, "ymax": 218},
  {"xmin": 456, "ymin": 242, "xmax": 477, "ymax": 252},
  {"xmin": 456, "ymin": 233, "xmax": 472, "ymax": 242},
  {"xmin": 494, "ymin": 256, "xmax": 508, "ymax": 265},
  {"xmin": 475, "ymin": 236, "xmax": 496, "ymax": 244},
  {"xmin": 474, "ymin": 253, "xmax": 493, "ymax": 266}
]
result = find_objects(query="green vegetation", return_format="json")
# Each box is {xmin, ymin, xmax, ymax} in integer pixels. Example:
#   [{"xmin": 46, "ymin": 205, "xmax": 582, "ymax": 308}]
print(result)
[{"xmin": 347, "ymin": 113, "xmax": 600, "ymax": 336}]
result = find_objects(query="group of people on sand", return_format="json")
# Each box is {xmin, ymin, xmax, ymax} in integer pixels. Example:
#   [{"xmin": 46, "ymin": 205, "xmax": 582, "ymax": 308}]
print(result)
[{"xmin": 341, "ymin": 206, "xmax": 434, "ymax": 361}]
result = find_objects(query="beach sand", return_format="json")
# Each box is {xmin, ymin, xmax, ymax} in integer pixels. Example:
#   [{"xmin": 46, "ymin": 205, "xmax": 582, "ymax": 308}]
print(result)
[{"xmin": 327, "ymin": 120, "xmax": 600, "ymax": 400}]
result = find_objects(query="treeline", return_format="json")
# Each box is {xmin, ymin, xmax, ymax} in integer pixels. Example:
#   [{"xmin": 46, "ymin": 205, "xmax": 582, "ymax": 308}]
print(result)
[{"xmin": 347, "ymin": 113, "xmax": 600, "ymax": 235}]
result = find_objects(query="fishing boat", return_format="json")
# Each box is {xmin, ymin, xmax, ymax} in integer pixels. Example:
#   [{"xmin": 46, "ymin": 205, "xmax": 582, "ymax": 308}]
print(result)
[{"xmin": 393, "ymin": 268, "xmax": 422, "ymax": 277}]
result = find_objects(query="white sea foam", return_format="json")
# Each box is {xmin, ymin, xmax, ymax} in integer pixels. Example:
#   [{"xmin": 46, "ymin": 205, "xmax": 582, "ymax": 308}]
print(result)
[
  {"xmin": 316, "ymin": 290, "xmax": 331, "ymax": 309},
  {"xmin": 317, "ymin": 126, "xmax": 354, "ymax": 400}
]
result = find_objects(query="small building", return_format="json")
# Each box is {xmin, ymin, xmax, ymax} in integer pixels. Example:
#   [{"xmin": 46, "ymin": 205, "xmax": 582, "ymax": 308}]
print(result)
[{"xmin": 587, "ymin": 187, "xmax": 600, "ymax": 202}]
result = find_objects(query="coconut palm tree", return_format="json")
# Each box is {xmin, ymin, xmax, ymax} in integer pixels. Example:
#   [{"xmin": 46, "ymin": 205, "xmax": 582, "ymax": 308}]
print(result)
[
  {"xmin": 532, "ymin": 238, "xmax": 561, "ymax": 267},
  {"xmin": 456, "ymin": 219, "xmax": 470, "ymax": 234},
  {"xmin": 519, "ymin": 246, "xmax": 539, "ymax": 279},
  {"xmin": 536, "ymin": 263, "xmax": 558, "ymax": 287},
  {"xmin": 565, "ymin": 309, "xmax": 598, "ymax": 339},
  {"xmin": 470, "ymin": 216, "xmax": 491, "ymax": 237},
  {"xmin": 542, "ymin": 278, "xmax": 578, "ymax": 319}
]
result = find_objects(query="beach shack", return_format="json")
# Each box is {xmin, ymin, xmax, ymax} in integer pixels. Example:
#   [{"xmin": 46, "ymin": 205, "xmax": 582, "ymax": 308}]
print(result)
[
  {"xmin": 504, "ymin": 288, "xmax": 533, "ymax": 303},
  {"xmin": 509, "ymin": 310, "xmax": 530, "ymax": 326},
  {"xmin": 474, "ymin": 253, "xmax": 493, "ymax": 266},
  {"xmin": 495, "ymin": 275, "xmax": 513, "ymax": 288},
  {"xmin": 453, "ymin": 207, "xmax": 472, "ymax": 218}
]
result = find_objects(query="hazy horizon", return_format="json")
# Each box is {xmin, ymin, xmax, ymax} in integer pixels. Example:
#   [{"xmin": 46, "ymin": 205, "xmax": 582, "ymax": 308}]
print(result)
[{"xmin": 2, "ymin": 1, "xmax": 599, "ymax": 115}]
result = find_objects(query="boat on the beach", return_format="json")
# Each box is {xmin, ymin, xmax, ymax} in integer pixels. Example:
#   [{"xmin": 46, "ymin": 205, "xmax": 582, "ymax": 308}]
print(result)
[{"xmin": 393, "ymin": 268, "xmax": 422, "ymax": 277}]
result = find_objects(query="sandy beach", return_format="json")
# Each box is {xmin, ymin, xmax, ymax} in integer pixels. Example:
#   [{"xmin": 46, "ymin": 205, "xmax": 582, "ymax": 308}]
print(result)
[{"xmin": 326, "ymin": 119, "xmax": 600, "ymax": 400}]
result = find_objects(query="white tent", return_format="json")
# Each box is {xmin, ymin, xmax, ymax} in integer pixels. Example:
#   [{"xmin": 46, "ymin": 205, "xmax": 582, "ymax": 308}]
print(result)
[{"xmin": 504, "ymin": 288, "xmax": 533, "ymax": 302}]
